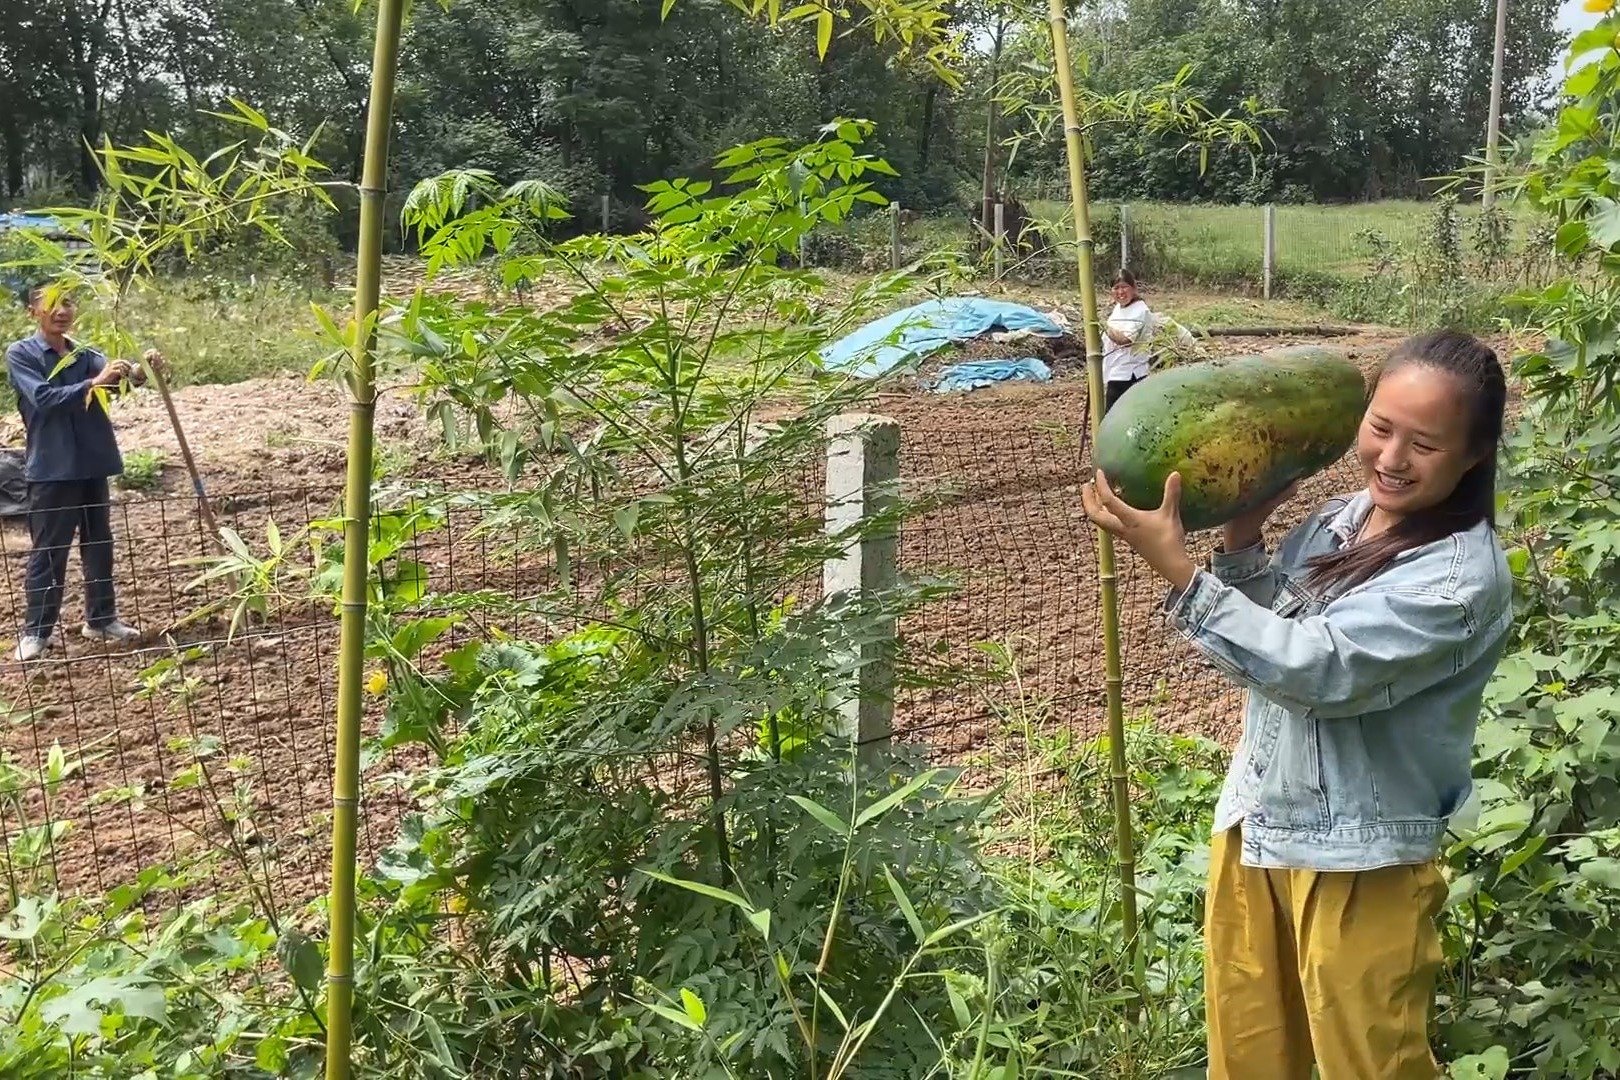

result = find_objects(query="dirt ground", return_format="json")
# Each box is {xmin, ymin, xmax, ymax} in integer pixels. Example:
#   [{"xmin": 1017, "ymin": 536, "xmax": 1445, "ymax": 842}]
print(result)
[{"xmin": 0, "ymin": 277, "xmax": 1514, "ymax": 908}]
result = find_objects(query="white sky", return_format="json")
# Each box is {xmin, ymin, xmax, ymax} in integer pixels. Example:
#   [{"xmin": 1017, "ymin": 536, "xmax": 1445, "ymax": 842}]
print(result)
[{"xmin": 1555, "ymin": 0, "xmax": 1603, "ymax": 80}]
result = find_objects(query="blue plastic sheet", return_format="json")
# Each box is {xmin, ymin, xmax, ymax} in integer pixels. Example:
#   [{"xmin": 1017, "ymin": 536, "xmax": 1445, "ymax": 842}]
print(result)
[
  {"xmin": 0, "ymin": 213, "xmax": 66, "ymax": 233},
  {"xmin": 931, "ymin": 357, "xmax": 1053, "ymax": 393},
  {"xmin": 819, "ymin": 297, "xmax": 1065, "ymax": 379}
]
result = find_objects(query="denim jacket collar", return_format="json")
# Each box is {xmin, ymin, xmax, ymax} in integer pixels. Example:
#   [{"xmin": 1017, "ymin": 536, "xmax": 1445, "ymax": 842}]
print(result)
[{"xmin": 1323, "ymin": 491, "xmax": 1372, "ymax": 544}]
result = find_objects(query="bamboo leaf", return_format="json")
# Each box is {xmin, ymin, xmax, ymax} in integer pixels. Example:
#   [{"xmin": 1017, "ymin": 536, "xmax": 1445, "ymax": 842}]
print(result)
[
  {"xmin": 815, "ymin": 983, "xmax": 852, "ymax": 1031},
  {"xmin": 644, "ymin": 1000, "xmax": 704, "ymax": 1032},
  {"xmin": 788, "ymin": 795, "xmax": 849, "ymax": 835},
  {"xmin": 882, "ymin": 864, "xmax": 925, "ymax": 943},
  {"xmin": 640, "ymin": 870, "xmax": 768, "ymax": 941},
  {"xmin": 922, "ymin": 909, "xmax": 1000, "ymax": 949},
  {"xmin": 854, "ymin": 768, "xmax": 940, "ymax": 829}
]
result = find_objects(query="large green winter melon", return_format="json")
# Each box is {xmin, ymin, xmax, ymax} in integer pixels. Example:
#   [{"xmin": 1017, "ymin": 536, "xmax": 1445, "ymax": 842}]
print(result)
[{"xmin": 1094, "ymin": 346, "xmax": 1368, "ymax": 532}]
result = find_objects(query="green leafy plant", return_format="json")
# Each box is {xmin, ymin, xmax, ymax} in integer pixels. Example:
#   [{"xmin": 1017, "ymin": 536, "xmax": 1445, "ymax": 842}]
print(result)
[
  {"xmin": 1420, "ymin": 17, "xmax": 1620, "ymax": 1076},
  {"xmin": 115, "ymin": 448, "xmax": 167, "ymax": 492}
]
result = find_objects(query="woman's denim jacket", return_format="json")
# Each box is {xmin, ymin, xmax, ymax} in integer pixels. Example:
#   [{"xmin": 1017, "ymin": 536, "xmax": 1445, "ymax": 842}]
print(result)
[{"xmin": 1166, "ymin": 491, "xmax": 1513, "ymax": 871}]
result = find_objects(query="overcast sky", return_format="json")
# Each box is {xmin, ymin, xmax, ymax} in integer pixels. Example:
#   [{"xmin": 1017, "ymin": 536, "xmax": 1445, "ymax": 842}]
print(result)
[{"xmin": 1555, "ymin": 0, "xmax": 1602, "ymax": 82}]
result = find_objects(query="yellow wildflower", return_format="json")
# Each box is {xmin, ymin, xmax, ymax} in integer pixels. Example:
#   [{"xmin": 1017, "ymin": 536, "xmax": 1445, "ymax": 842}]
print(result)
[
  {"xmin": 1585, "ymin": 0, "xmax": 1614, "ymax": 14},
  {"xmin": 364, "ymin": 668, "xmax": 388, "ymax": 696}
]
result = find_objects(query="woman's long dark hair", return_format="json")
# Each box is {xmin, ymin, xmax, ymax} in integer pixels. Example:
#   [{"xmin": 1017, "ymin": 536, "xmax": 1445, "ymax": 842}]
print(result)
[{"xmin": 1304, "ymin": 330, "xmax": 1506, "ymax": 592}]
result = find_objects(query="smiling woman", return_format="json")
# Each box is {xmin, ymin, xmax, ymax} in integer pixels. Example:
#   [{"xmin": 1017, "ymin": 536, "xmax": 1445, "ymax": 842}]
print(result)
[
  {"xmin": 1081, "ymin": 329, "xmax": 1514, "ymax": 1078},
  {"xmin": 1306, "ymin": 331, "xmax": 1506, "ymax": 590}
]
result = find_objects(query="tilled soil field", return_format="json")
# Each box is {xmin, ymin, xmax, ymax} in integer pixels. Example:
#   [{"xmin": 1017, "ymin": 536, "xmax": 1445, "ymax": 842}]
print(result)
[{"xmin": 0, "ymin": 311, "xmax": 1507, "ymax": 909}]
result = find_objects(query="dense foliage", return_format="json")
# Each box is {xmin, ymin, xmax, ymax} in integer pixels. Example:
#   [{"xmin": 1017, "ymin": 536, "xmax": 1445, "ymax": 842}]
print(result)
[{"xmin": 0, "ymin": 0, "xmax": 1569, "ymax": 222}]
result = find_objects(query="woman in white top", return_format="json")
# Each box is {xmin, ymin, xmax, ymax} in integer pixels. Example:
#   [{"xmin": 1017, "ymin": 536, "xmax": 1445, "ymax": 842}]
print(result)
[{"xmin": 1101, "ymin": 269, "xmax": 1152, "ymax": 413}]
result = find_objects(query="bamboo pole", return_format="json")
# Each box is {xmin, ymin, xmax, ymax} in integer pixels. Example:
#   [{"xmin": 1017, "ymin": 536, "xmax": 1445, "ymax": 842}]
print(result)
[
  {"xmin": 324, "ymin": 0, "xmax": 405, "ymax": 1074},
  {"xmin": 1045, "ymin": 0, "xmax": 1139, "ymax": 955}
]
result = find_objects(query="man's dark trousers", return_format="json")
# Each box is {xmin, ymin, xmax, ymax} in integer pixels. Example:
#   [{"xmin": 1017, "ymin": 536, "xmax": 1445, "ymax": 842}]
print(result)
[{"xmin": 23, "ymin": 478, "xmax": 115, "ymax": 639}]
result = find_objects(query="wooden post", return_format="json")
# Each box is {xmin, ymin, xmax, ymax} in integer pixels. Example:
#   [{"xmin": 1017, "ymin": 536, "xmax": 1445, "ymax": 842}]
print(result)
[
  {"xmin": 141, "ymin": 352, "xmax": 219, "ymax": 543},
  {"xmin": 1263, "ymin": 203, "xmax": 1276, "ymax": 300},
  {"xmin": 822, "ymin": 413, "xmax": 899, "ymax": 752},
  {"xmin": 601, "ymin": 193, "xmax": 611, "ymax": 234}
]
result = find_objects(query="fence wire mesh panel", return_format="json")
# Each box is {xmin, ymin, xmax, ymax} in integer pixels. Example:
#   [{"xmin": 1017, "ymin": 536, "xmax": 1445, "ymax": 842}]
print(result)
[
  {"xmin": 0, "ymin": 389, "xmax": 1369, "ymax": 910},
  {"xmin": 879, "ymin": 409, "xmax": 1366, "ymax": 775}
]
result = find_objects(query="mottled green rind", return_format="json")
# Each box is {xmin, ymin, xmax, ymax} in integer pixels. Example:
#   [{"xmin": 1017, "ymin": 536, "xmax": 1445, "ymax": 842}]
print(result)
[{"xmin": 1094, "ymin": 346, "xmax": 1368, "ymax": 532}]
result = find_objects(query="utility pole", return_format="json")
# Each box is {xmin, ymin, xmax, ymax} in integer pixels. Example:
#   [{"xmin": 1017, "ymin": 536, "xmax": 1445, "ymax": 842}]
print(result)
[{"xmin": 1483, "ymin": 0, "xmax": 1508, "ymax": 211}]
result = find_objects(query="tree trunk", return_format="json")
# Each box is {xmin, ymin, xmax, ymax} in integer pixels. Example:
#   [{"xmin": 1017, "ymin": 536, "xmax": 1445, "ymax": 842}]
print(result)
[
  {"xmin": 917, "ymin": 83, "xmax": 938, "ymax": 165},
  {"xmin": 2, "ymin": 112, "xmax": 23, "ymax": 198},
  {"xmin": 62, "ymin": 0, "xmax": 106, "ymax": 194},
  {"xmin": 979, "ymin": 15, "xmax": 1006, "ymax": 252}
]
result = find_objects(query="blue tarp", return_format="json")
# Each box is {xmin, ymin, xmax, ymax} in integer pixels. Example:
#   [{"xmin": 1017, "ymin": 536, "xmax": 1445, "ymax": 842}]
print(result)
[
  {"xmin": 931, "ymin": 357, "xmax": 1053, "ymax": 393},
  {"xmin": 819, "ymin": 297, "xmax": 1065, "ymax": 379},
  {"xmin": 0, "ymin": 213, "xmax": 67, "ymax": 235}
]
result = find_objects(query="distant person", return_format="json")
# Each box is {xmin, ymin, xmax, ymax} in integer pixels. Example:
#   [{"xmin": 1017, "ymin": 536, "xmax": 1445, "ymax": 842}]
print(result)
[
  {"xmin": 1101, "ymin": 269, "xmax": 1151, "ymax": 413},
  {"xmin": 5, "ymin": 280, "xmax": 160, "ymax": 661}
]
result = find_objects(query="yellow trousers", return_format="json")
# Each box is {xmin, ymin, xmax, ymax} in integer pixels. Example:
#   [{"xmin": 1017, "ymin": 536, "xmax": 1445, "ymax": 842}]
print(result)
[{"xmin": 1204, "ymin": 827, "xmax": 1448, "ymax": 1080}]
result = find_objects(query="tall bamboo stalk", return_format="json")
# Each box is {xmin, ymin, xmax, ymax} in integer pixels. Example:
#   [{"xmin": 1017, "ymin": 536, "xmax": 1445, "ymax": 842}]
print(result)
[
  {"xmin": 1045, "ymin": 0, "xmax": 1139, "ymax": 955},
  {"xmin": 324, "ymin": 0, "xmax": 406, "ymax": 1074}
]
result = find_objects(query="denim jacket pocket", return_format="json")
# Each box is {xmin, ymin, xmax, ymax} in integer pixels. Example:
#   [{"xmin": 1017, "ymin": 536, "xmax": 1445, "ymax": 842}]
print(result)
[
  {"xmin": 1315, "ymin": 717, "xmax": 1381, "ymax": 823},
  {"xmin": 1254, "ymin": 714, "xmax": 1328, "ymax": 830}
]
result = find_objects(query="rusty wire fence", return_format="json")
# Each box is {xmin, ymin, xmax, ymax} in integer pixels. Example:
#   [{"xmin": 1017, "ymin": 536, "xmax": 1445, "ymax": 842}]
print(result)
[{"xmin": 0, "ymin": 415, "xmax": 1368, "ymax": 913}]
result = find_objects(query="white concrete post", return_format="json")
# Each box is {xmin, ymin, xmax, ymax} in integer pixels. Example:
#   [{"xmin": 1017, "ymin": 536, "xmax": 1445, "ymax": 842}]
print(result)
[
  {"xmin": 1263, "ymin": 203, "xmax": 1276, "ymax": 300},
  {"xmin": 1119, "ymin": 203, "xmax": 1129, "ymax": 269},
  {"xmin": 823, "ymin": 413, "xmax": 900, "ymax": 749},
  {"xmin": 890, "ymin": 201, "xmax": 902, "ymax": 271},
  {"xmin": 601, "ymin": 193, "xmax": 611, "ymax": 234},
  {"xmin": 799, "ymin": 198, "xmax": 809, "ymax": 267}
]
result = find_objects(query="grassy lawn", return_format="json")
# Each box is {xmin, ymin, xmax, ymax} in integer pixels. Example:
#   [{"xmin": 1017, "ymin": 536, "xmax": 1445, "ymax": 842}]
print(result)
[
  {"xmin": 1024, "ymin": 199, "xmax": 1539, "ymax": 286},
  {"xmin": 0, "ymin": 276, "xmax": 338, "ymax": 390}
]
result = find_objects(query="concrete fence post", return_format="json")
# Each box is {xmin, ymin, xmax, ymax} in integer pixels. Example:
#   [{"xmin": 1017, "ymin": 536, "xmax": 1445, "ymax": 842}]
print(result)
[
  {"xmin": 822, "ymin": 413, "xmax": 900, "ymax": 750},
  {"xmin": 1120, "ymin": 203, "xmax": 1130, "ymax": 270},
  {"xmin": 1263, "ymin": 203, "xmax": 1276, "ymax": 300},
  {"xmin": 890, "ymin": 201, "xmax": 902, "ymax": 271}
]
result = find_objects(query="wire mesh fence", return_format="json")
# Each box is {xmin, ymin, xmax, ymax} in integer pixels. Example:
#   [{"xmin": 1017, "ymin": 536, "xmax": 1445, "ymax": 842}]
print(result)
[{"xmin": 0, "ymin": 392, "xmax": 1370, "ymax": 914}]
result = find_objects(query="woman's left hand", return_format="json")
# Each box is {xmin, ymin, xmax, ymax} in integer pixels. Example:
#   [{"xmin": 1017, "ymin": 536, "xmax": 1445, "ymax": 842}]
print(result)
[{"xmin": 1081, "ymin": 470, "xmax": 1198, "ymax": 591}]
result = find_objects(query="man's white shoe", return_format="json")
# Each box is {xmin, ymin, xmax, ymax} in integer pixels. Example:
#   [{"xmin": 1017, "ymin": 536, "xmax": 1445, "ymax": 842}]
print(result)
[
  {"xmin": 82, "ymin": 620, "xmax": 140, "ymax": 644},
  {"xmin": 13, "ymin": 636, "xmax": 47, "ymax": 662}
]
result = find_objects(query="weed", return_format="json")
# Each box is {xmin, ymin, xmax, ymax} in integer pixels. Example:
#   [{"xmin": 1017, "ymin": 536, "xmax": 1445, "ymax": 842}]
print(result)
[{"xmin": 115, "ymin": 448, "xmax": 166, "ymax": 492}]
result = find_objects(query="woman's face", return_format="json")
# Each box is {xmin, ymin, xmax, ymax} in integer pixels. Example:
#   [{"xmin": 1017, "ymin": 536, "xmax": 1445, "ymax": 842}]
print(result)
[
  {"xmin": 1111, "ymin": 280, "xmax": 1137, "ymax": 306},
  {"xmin": 1356, "ymin": 364, "xmax": 1480, "ymax": 519}
]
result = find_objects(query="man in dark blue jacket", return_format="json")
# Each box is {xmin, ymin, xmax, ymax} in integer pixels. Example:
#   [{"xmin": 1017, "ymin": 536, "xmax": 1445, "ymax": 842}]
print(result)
[{"xmin": 5, "ymin": 280, "xmax": 162, "ymax": 661}]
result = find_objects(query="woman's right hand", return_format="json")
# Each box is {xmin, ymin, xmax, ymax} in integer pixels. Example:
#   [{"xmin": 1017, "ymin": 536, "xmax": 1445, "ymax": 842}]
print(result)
[{"xmin": 1221, "ymin": 481, "xmax": 1299, "ymax": 553}]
